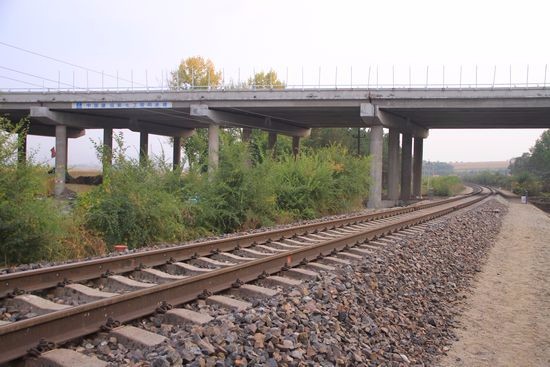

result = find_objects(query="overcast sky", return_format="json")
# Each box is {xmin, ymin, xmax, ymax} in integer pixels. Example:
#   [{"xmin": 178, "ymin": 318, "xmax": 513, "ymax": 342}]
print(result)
[{"xmin": 1, "ymin": 0, "xmax": 549, "ymax": 167}]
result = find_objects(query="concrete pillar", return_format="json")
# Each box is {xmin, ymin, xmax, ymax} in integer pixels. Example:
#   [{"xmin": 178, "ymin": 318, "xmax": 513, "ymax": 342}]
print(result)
[
  {"xmin": 292, "ymin": 136, "xmax": 300, "ymax": 158},
  {"xmin": 54, "ymin": 125, "xmax": 67, "ymax": 197},
  {"xmin": 367, "ymin": 126, "xmax": 383, "ymax": 208},
  {"xmin": 139, "ymin": 131, "xmax": 148, "ymax": 164},
  {"xmin": 267, "ymin": 132, "xmax": 277, "ymax": 150},
  {"xmin": 387, "ymin": 129, "xmax": 400, "ymax": 201},
  {"xmin": 173, "ymin": 136, "xmax": 182, "ymax": 170},
  {"xmin": 242, "ymin": 128, "xmax": 252, "ymax": 142},
  {"xmin": 400, "ymin": 133, "xmax": 413, "ymax": 201},
  {"xmin": 17, "ymin": 132, "xmax": 27, "ymax": 164},
  {"xmin": 413, "ymin": 137, "xmax": 424, "ymax": 198},
  {"xmin": 208, "ymin": 124, "xmax": 219, "ymax": 175},
  {"xmin": 103, "ymin": 127, "xmax": 113, "ymax": 170}
]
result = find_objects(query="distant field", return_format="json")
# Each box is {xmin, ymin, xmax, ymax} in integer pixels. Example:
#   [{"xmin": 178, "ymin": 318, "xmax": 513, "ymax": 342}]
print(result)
[
  {"xmin": 66, "ymin": 168, "xmax": 102, "ymax": 194},
  {"xmin": 451, "ymin": 161, "xmax": 509, "ymax": 172}
]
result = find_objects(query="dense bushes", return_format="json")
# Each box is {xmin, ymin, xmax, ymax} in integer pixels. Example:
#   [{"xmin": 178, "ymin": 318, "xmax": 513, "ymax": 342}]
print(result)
[
  {"xmin": 0, "ymin": 119, "xmax": 78, "ymax": 264},
  {"xmin": 79, "ymin": 136, "xmax": 370, "ymax": 250},
  {"xmin": 463, "ymin": 170, "xmax": 542, "ymax": 196},
  {"xmin": 1, "ymin": 126, "xmax": 370, "ymax": 264},
  {"xmin": 422, "ymin": 175, "xmax": 464, "ymax": 196}
]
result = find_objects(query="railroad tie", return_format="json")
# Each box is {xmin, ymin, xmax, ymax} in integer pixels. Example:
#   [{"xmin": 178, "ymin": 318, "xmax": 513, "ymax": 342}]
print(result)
[
  {"xmin": 255, "ymin": 244, "xmax": 287, "ymax": 253},
  {"xmin": 319, "ymin": 256, "xmax": 351, "ymax": 266},
  {"xmin": 213, "ymin": 252, "xmax": 256, "ymax": 263},
  {"xmin": 347, "ymin": 247, "xmax": 373, "ymax": 256},
  {"xmin": 206, "ymin": 295, "xmax": 252, "ymax": 312},
  {"xmin": 163, "ymin": 308, "xmax": 214, "ymax": 325},
  {"xmin": 304, "ymin": 262, "xmax": 336, "ymax": 272},
  {"xmin": 110, "ymin": 325, "xmax": 167, "ymax": 349},
  {"xmin": 133, "ymin": 268, "xmax": 186, "ymax": 284},
  {"xmin": 100, "ymin": 275, "xmax": 155, "ymax": 292},
  {"xmin": 230, "ymin": 284, "xmax": 280, "ymax": 298},
  {"xmin": 55, "ymin": 283, "xmax": 118, "ymax": 303},
  {"xmin": 27, "ymin": 348, "xmax": 108, "ymax": 367},
  {"xmin": 269, "ymin": 241, "xmax": 302, "ymax": 249},
  {"xmin": 191, "ymin": 257, "xmax": 235, "ymax": 268},
  {"xmin": 336, "ymin": 251, "xmax": 364, "ymax": 261},
  {"xmin": 282, "ymin": 268, "xmax": 319, "ymax": 280},
  {"xmin": 260, "ymin": 276, "xmax": 302, "ymax": 289},
  {"xmin": 237, "ymin": 248, "xmax": 272, "ymax": 258},
  {"xmin": 7, "ymin": 294, "xmax": 70, "ymax": 316},
  {"xmin": 165, "ymin": 262, "xmax": 213, "ymax": 276}
]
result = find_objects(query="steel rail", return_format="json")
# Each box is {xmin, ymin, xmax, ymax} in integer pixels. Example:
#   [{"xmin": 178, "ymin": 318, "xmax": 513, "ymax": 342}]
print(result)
[
  {"xmin": 0, "ymin": 190, "xmax": 480, "ymax": 298},
  {"xmin": 0, "ymin": 191, "xmax": 488, "ymax": 364}
]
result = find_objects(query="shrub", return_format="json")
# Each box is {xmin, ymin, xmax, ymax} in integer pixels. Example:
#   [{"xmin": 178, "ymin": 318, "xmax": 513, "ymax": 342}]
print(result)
[{"xmin": 422, "ymin": 175, "xmax": 464, "ymax": 196}]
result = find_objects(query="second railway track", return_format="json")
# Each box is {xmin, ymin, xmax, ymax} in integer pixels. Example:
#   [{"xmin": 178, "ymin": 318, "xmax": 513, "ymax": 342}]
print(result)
[{"xmin": 0, "ymin": 186, "xmax": 491, "ymax": 364}]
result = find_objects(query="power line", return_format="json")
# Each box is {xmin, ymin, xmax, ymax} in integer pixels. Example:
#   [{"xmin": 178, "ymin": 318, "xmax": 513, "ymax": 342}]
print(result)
[
  {"xmin": 0, "ymin": 75, "xmax": 45, "ymax": 88},
  {"xmin": 0, "ymin": 65, "xmax": 74, "ymax": 88},
  {"xmin": 0, "ymin": 40, "xmax": 146, "ymax": 86}
]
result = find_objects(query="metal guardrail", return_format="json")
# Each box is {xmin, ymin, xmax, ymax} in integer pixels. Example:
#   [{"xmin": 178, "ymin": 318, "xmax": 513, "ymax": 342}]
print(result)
[{"xmin": 0, "ymin": 64, "xmax": 548, "ymax": 93}]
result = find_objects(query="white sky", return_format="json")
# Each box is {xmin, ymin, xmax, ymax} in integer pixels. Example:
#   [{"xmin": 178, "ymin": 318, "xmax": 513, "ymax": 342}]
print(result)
[{"xmin": 1, "ymin": 0, "xmax": 549, "ymax": 167}]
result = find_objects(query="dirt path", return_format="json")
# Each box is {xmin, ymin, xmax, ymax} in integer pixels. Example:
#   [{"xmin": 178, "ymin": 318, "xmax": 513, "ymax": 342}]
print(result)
[{"xmin": 440, "ymin": 197, "xmax": 550, "ymax": 367}]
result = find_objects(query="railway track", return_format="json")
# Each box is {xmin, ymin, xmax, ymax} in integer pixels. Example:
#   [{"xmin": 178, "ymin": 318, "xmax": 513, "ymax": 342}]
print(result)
[{"xmin": 0, "ymin": 186, "xmax": 491, "ymax": 365}]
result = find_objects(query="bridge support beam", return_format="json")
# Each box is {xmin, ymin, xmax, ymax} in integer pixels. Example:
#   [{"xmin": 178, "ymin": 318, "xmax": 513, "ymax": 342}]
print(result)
[
  {"xmin": 242, "ymin": 128, "xmax": 252, "ymax": 142},
  {"xmin": 54, "ymin": 125, "xmax": 67, "ymax": 198},
  {"xmin": 103, "ymin": 128, "xmax": 113, "ymax": 171},
  {"xmin": 412, "ymin": 137, "xmax": 424, "ymax": 198},
  {"xmin": 267, "ymin": 131, "xmax": 277, "ymax": 157},
  {"xmin": 387, "ymin": 129, "xmax": 400, "ymax": 201},
  {"xmin": 139, "ymin": 132, "xmax": 148, "ymax": 164},
  {"xmin": 292, "ymin": 136, "xmax": 300, "ymax": 158},
  {"xmin": 367, "ymin": 125, "xmax": 383, "ymax": 208},
  {"xmin": 400, "ymin": 133, "xmax": 413, "ymax": 201},
  {"xmin": 208, "ymin": 124, "xmax": 220, "ymax": 175},
  {"xmin": 173, "ymin": 136, "xmax": 182, "ymax": 170}
]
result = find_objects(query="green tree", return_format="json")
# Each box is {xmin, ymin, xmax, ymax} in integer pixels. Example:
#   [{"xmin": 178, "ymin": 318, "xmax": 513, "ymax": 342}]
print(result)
[
  {"xmin": 169, "ymin": 56, "xmax": 222, "ymax": 89},
  {"xmin": 247, "ymin": 69, "xmax": 285, "ymax": 89},
  {"xmin": 528, "ymin": 129, "xmax": 550, "ymax": 189}
]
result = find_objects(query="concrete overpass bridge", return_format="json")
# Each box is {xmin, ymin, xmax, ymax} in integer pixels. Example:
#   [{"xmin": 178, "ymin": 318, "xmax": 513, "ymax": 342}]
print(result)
[{"xmin": 1, "ymin": 87, "xmax": 550, "ymax": 207}]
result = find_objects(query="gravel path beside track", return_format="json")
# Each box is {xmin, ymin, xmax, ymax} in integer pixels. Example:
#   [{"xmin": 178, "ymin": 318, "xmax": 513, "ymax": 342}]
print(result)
[{"xmin": 440, "ymin": 198, "xmax": 550, "ymax": 367}]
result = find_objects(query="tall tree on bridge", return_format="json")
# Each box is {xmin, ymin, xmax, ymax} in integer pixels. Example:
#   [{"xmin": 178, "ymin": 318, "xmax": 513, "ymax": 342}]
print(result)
[{"xmin": 169, "ymin": 56, "xmax": 222, "ymax": 89}]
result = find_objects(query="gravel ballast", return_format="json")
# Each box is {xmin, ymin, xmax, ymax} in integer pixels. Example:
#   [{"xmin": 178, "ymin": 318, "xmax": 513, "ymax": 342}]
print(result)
[{"xmin": 65, "ymin": 199, "xmax": 507, "ymax": 366}]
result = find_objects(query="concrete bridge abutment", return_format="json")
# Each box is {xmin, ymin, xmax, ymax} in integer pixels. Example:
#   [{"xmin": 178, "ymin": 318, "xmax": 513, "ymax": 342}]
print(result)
[{"xmin": 367, "ymin": 126, "xmax": 383, "ymax": 208}]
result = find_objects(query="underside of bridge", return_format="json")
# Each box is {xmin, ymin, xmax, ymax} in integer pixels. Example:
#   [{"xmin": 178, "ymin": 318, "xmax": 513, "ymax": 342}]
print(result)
[{"xmin": 1, "ymin": 88, "xmax": 549, "ymax": 205}]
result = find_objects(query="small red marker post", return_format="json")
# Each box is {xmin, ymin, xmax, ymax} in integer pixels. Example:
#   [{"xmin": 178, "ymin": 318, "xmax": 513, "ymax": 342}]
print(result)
[{"xmin": 114, "ymin": 244, "xmax": 128, "ymax": 252}]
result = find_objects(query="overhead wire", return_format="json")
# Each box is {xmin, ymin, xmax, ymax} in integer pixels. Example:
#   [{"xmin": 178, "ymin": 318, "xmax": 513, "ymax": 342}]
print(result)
[{"xmin": 0, "ymin": 40, "xmax": 147, "ymax": 86}]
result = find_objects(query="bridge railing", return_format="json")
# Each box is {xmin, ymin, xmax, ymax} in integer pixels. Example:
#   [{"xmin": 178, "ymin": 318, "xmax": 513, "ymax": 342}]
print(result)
[{"xmin": 0, "ymin": 64, "xmax": 548, "ymax": 93}]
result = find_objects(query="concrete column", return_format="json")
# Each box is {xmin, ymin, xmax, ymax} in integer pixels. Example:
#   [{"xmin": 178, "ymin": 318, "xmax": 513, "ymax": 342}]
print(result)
[
  {"xmin": 367, "ymin": 126, "xmax": 383, "ymax": 208},
  {"xmin": 54, "ymin": 125, "xmax": 67, "ymax": 197},
  {"xmin": 173, "ymin": 136, "xmax": 182, "ymax": 170},
  {"xmin": 400, "ymin": 133, "xmax": 413, "ymax": 201},
  {"xmin": 242, "ymin": 128, "xmax": 252, "ymax": 142},
  {"xmin": 292, "ymin": 136, "xmax": 300, "ymax": 158},
  {"xmin": 17, "ymin": 132, "xmax": 27, "ymax": 164},
  {"xmin": 412, "ymin": 137, "xmax": 424, "ymax": 198},
  {"xmin": 387, "ymin": 129, "xmax": 400, "ymax": 201},
  {"xmin": 139, "ymin": 132, "xmax": 148, "ymax": 164},
  {"xmin": 267, "ymin": 132, "xmax": 277, "ymax": 150},
  {"xmin": 103, "ymin": 127, "xmax": 113, "ymax": 170},
  {"xmin": 208, "ymin": 124, "xmax": 219, "ymax": 175}
]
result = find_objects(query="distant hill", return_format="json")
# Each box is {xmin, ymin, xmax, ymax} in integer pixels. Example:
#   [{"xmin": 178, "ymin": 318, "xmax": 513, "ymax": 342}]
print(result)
[{"xmin": 450, "ymin": 161, "xmax": 509, "ymax": 173}]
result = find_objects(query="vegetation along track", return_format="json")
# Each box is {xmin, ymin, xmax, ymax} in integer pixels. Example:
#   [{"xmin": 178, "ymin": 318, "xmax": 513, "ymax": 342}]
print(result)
[{"xmin": 0, "ymin": 185, "xmax": 490, "ymax": 364}]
